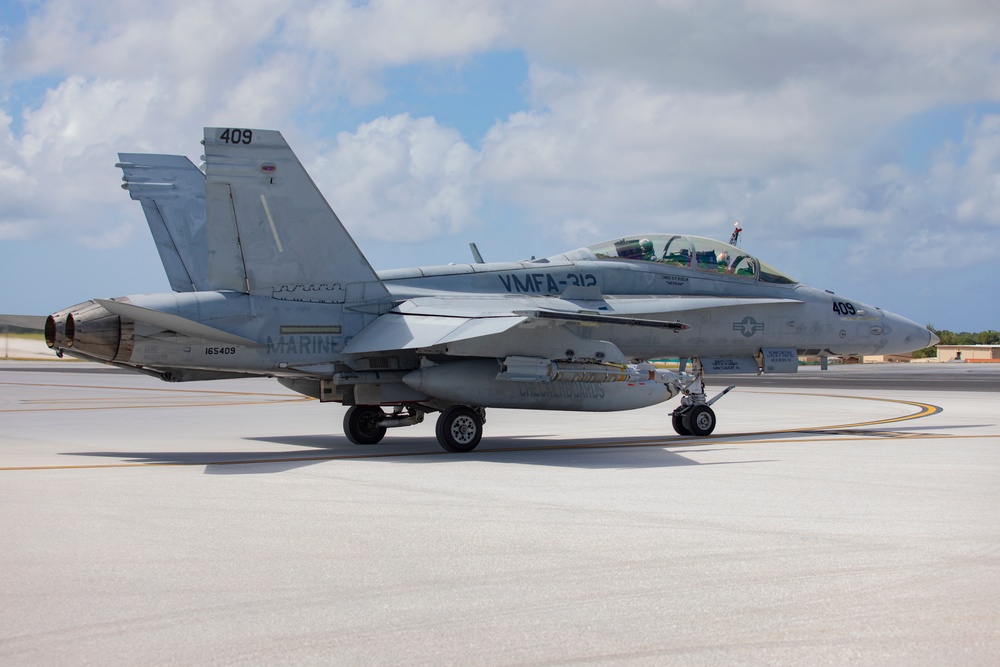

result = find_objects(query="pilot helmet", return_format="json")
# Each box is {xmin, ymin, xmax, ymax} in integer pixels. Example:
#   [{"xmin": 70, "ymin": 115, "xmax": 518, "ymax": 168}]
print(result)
[{"xmin": 640, "ymin": 238, "xmax": 653, "ymax": 254}]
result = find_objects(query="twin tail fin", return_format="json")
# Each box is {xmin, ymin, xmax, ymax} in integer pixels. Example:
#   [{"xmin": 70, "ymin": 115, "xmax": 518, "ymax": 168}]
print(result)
[{"xmin": 118, "ymin": 128, "xmax": 389, "ymax": 304}]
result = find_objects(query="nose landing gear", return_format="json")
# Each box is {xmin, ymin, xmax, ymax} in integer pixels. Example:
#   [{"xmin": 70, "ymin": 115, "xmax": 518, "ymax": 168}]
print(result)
[{"xmin": 670, "ymin": 359, "xmax": 734, "ymax": 437}]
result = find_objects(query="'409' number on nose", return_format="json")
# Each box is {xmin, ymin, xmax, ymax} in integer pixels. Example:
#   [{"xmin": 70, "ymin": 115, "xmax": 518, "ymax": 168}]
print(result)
[{"xmin": 832, "ymin": 301, "xmax": 856, "ymax": 316}]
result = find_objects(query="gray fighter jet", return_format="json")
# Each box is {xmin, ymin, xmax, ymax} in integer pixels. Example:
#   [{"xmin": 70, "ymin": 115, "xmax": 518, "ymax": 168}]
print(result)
[{"xmin": 46, "ymin": 128, "xmax": 939, "ymax": 452}]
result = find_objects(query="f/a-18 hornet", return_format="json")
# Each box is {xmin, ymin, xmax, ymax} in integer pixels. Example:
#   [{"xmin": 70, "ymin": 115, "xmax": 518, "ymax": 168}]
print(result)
[{"xmin": 46, "ymin": 128, "xmax": 939, "ymax": 452}]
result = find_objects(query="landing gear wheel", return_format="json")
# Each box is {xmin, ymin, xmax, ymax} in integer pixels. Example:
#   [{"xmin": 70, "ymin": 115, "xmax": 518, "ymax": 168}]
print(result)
[
  {"xmin": 671, "ymin": 412, "xmax": 692, "ymax": 436},
  {"xmin": 343, "ymin": 406, "xmax": 387, "ymax": 445},
  {"xmin": 435, "ymin": 406, "xmax": 483, "ymax": 453},
  {"xmin": 682, "ymin": 404, "xmax": 716, "ymax": 437}
]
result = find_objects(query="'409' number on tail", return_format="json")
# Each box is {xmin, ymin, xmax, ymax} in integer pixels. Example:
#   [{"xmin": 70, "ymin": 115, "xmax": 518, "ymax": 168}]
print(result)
[{"xmin": 219, "ymin": 128, "xmax": 252, "ymax": 144}]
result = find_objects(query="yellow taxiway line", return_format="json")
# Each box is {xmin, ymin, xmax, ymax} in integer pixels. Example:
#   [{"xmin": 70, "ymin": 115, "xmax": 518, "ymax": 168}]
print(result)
[
  {"xmin": 0, "ymin": 380, "xmax": 311, "ymax": 413},
  {"xmin": 0, "ymin": 392, "xmax": 952, "ymax": 472}
]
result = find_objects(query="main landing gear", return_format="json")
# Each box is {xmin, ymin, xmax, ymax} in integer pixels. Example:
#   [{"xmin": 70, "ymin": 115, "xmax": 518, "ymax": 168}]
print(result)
[
  {"xmin": 343, "ymin": 405, "xmax": 425, "ymax": 446},
  {"xmin": 435, "ymin": 406, "xmax": 486, "ymax": 453},
  {"xmin": 343, "ymin": 405, "xmax": 388, "ymax": 444},
  {"xmin": 343, "ymin": 404, "xmax": 486, "ymax": 452},
  {"xmin": 669, "ymin": 359, "xmax": 734, "ymax": 437}
]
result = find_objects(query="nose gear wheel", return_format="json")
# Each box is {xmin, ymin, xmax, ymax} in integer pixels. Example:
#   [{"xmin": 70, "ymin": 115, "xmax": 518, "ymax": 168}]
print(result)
[{"xmin": 670, "ymin": 358, "xmax": 730, "ymax": 437}]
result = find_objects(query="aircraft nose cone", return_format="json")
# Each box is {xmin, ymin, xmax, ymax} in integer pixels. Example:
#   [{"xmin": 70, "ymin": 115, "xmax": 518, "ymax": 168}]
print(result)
[{"xmin": 882, "ymin": 312, "xmax": 937, "ymax": 354}]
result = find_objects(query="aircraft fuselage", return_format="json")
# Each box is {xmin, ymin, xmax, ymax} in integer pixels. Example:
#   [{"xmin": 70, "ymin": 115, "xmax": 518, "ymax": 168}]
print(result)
[{"xmin": 46, "ymin": 128, "xmax": 938, "ymax": 451}]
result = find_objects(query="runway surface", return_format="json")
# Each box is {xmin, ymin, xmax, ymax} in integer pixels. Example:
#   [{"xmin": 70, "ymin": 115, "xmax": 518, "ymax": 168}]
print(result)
[{"xmin": 2, "ymin": 361, "xmax": 998, "ymax": 665}]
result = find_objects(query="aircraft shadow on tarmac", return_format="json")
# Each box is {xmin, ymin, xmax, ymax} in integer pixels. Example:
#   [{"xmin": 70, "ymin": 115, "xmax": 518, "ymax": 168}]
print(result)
[
  {"xmin": 244, "ymin": 433, "xmax": 776, "ymax": 471},
  {"xmin": 69, "ymin": 433, "xmax": 776, "ymax": 474}
]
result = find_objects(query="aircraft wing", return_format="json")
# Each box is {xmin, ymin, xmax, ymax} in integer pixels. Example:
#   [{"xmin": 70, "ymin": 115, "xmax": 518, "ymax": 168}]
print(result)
[
  {"xmin": 342, "ymin": 294, "xmax": 803, "ymax": 363},
  {"xmin": 343, "ymin": 311, "xmax": 639, "ymax": 364},
  {"xmin": 342, "ymin": 313, "xmax": 529, "ymax": 354},
  {"xmin": 596, "ymin": 295, "xmax": 803, "ymax": 315}
]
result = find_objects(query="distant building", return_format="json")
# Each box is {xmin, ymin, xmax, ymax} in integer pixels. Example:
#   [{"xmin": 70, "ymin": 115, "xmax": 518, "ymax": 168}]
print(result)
[
  {"xmin": 862, "ymin": 353, "xmax": 916, "ymax": 363},
  {"xmin": 935, "ymin": 345, "xmax": 1000, "ymax": 363}
]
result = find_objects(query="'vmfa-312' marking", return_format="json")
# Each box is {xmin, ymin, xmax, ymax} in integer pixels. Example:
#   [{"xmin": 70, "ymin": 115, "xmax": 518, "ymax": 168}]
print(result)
[
  {"xmin": 498, "ymin": 271, "xmax": 599, "ymax": 293},
  {"xmin": 46, "ymin": 127, "xmax": 938, "ymax": 452}
]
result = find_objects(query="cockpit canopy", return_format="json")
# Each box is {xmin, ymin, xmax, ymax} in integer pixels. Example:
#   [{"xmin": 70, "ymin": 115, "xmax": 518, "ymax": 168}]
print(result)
[{"xmin": 562, "ymin": 234, "xmax": 797, "ymax": 284}]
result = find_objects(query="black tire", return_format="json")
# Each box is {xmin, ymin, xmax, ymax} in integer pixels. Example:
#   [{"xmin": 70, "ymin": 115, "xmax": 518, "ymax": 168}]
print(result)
[
  {"xmin": 435, "ymin": 406, "xmax": 483, "ymax": 453},
  {"xmin": 672, "ymin": 411, "xmax": 692, "ymax": 436},
  {"xmin": 343, "ymin": 406, "xmax": 387, "ymax": 445},
  {"xmin": 682, "ymin": 404, "xmax": 716, "ymax": 437}
]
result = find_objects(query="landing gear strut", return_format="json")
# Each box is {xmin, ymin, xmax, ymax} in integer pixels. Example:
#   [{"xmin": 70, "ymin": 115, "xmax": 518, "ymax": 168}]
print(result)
[
  {"xmin": 344, "ymin": 405, "xmax": 424, "ymax": 445},
  {"xmin": 670, "ymin": 359, "xmax": 734, "ymax": 437}
]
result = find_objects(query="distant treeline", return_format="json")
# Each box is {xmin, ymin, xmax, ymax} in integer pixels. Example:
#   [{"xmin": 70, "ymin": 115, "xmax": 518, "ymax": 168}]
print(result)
[{"xmin": 913, "ymin": 327, "xmax": 1000, "ymax": 358}]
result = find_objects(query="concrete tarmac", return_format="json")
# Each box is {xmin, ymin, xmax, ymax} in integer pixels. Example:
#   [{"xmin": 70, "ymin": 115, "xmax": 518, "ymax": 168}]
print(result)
[{"xmin": 1, "ymin": 361, "xmax": 998, "ymax": 665}]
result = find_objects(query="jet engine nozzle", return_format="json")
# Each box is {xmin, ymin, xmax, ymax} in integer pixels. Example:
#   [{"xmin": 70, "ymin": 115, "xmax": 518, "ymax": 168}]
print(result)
[
  {"xmin": 44, "ymin": 309, "xmax": 71, "ymax": 350},
  {"xmin": 45, "ymin": 299, "xmax": 134, "ymax": 362}
]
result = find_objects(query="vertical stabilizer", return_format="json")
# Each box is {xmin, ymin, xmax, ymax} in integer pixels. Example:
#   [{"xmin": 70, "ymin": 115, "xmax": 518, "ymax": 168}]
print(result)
[
  {"xmin": 201, "ymin": 127, "xmax": 389, "ymax": 302},
  {"xmin": 117, "ymin": 154, "xmax": 209, "ymax": 292}
]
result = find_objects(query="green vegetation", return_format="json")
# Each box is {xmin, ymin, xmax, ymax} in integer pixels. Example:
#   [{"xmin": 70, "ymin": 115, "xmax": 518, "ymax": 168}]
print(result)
[{"xmin": 913, "ymin": 326, "xmax": 1000, "ymax": 358}]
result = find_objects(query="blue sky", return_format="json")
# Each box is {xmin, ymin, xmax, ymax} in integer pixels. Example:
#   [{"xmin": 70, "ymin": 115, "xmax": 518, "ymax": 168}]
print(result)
[{"xmin": 2, "ymin": 0, "xmax": 1000, "ymax": 331}]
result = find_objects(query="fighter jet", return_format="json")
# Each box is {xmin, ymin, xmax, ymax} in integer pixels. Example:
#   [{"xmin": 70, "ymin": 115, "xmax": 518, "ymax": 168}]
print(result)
[{"xmin": 45, "ymin": 127, "xmax": 939, "ymax": 452}]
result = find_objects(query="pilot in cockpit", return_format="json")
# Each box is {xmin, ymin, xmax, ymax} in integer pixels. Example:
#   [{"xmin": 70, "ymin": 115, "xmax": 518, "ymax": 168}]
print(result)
[
  {"xmin": 663, "ymin": 248, "xmax": 690, "ymax": 266},
  {"xmin": 640, "ymin": 238, "xmax": 655, "ymax": 261}
]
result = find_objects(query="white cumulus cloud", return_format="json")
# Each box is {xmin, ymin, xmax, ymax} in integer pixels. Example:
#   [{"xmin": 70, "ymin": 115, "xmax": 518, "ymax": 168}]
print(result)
[{"xmin": 311, "ymin": 114, "xmax": 480, "ymax": 242}]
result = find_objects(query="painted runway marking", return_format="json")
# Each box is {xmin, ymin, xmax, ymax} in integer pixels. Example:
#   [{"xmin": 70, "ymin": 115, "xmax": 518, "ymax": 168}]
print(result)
[
  {"xmin": 0, "ymin": 380, "xmax": 310, "ymax": 412},
  {"xmin": 0, "ymin": 433, "xmax": 993, "ymax": 472},
  {"xmin": 0, "ymin": 392, "xmax": 956, "ymax": 472},
  {"xmin": 744, "ymin": 391, "xmax": 942, "ymax": 433}
]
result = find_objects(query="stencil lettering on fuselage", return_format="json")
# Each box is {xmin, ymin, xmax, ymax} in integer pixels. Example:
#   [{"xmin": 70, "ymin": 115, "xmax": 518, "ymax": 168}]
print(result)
[{"xmin": 498, "ymin": 272, "xmax": 598, "ymax": 294}]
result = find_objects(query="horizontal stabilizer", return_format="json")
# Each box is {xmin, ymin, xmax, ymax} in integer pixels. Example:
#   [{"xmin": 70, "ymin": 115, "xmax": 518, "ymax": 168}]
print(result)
[{"xmin": 95, "ymin": 299, "xmax": 262, "ymax": 347}]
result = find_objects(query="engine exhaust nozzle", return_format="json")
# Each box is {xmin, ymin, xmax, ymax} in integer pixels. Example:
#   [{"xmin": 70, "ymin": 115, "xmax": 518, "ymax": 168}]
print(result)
[{"xmin": 46, "ymin": 299, "xmax": 134, "ymax": 362}]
